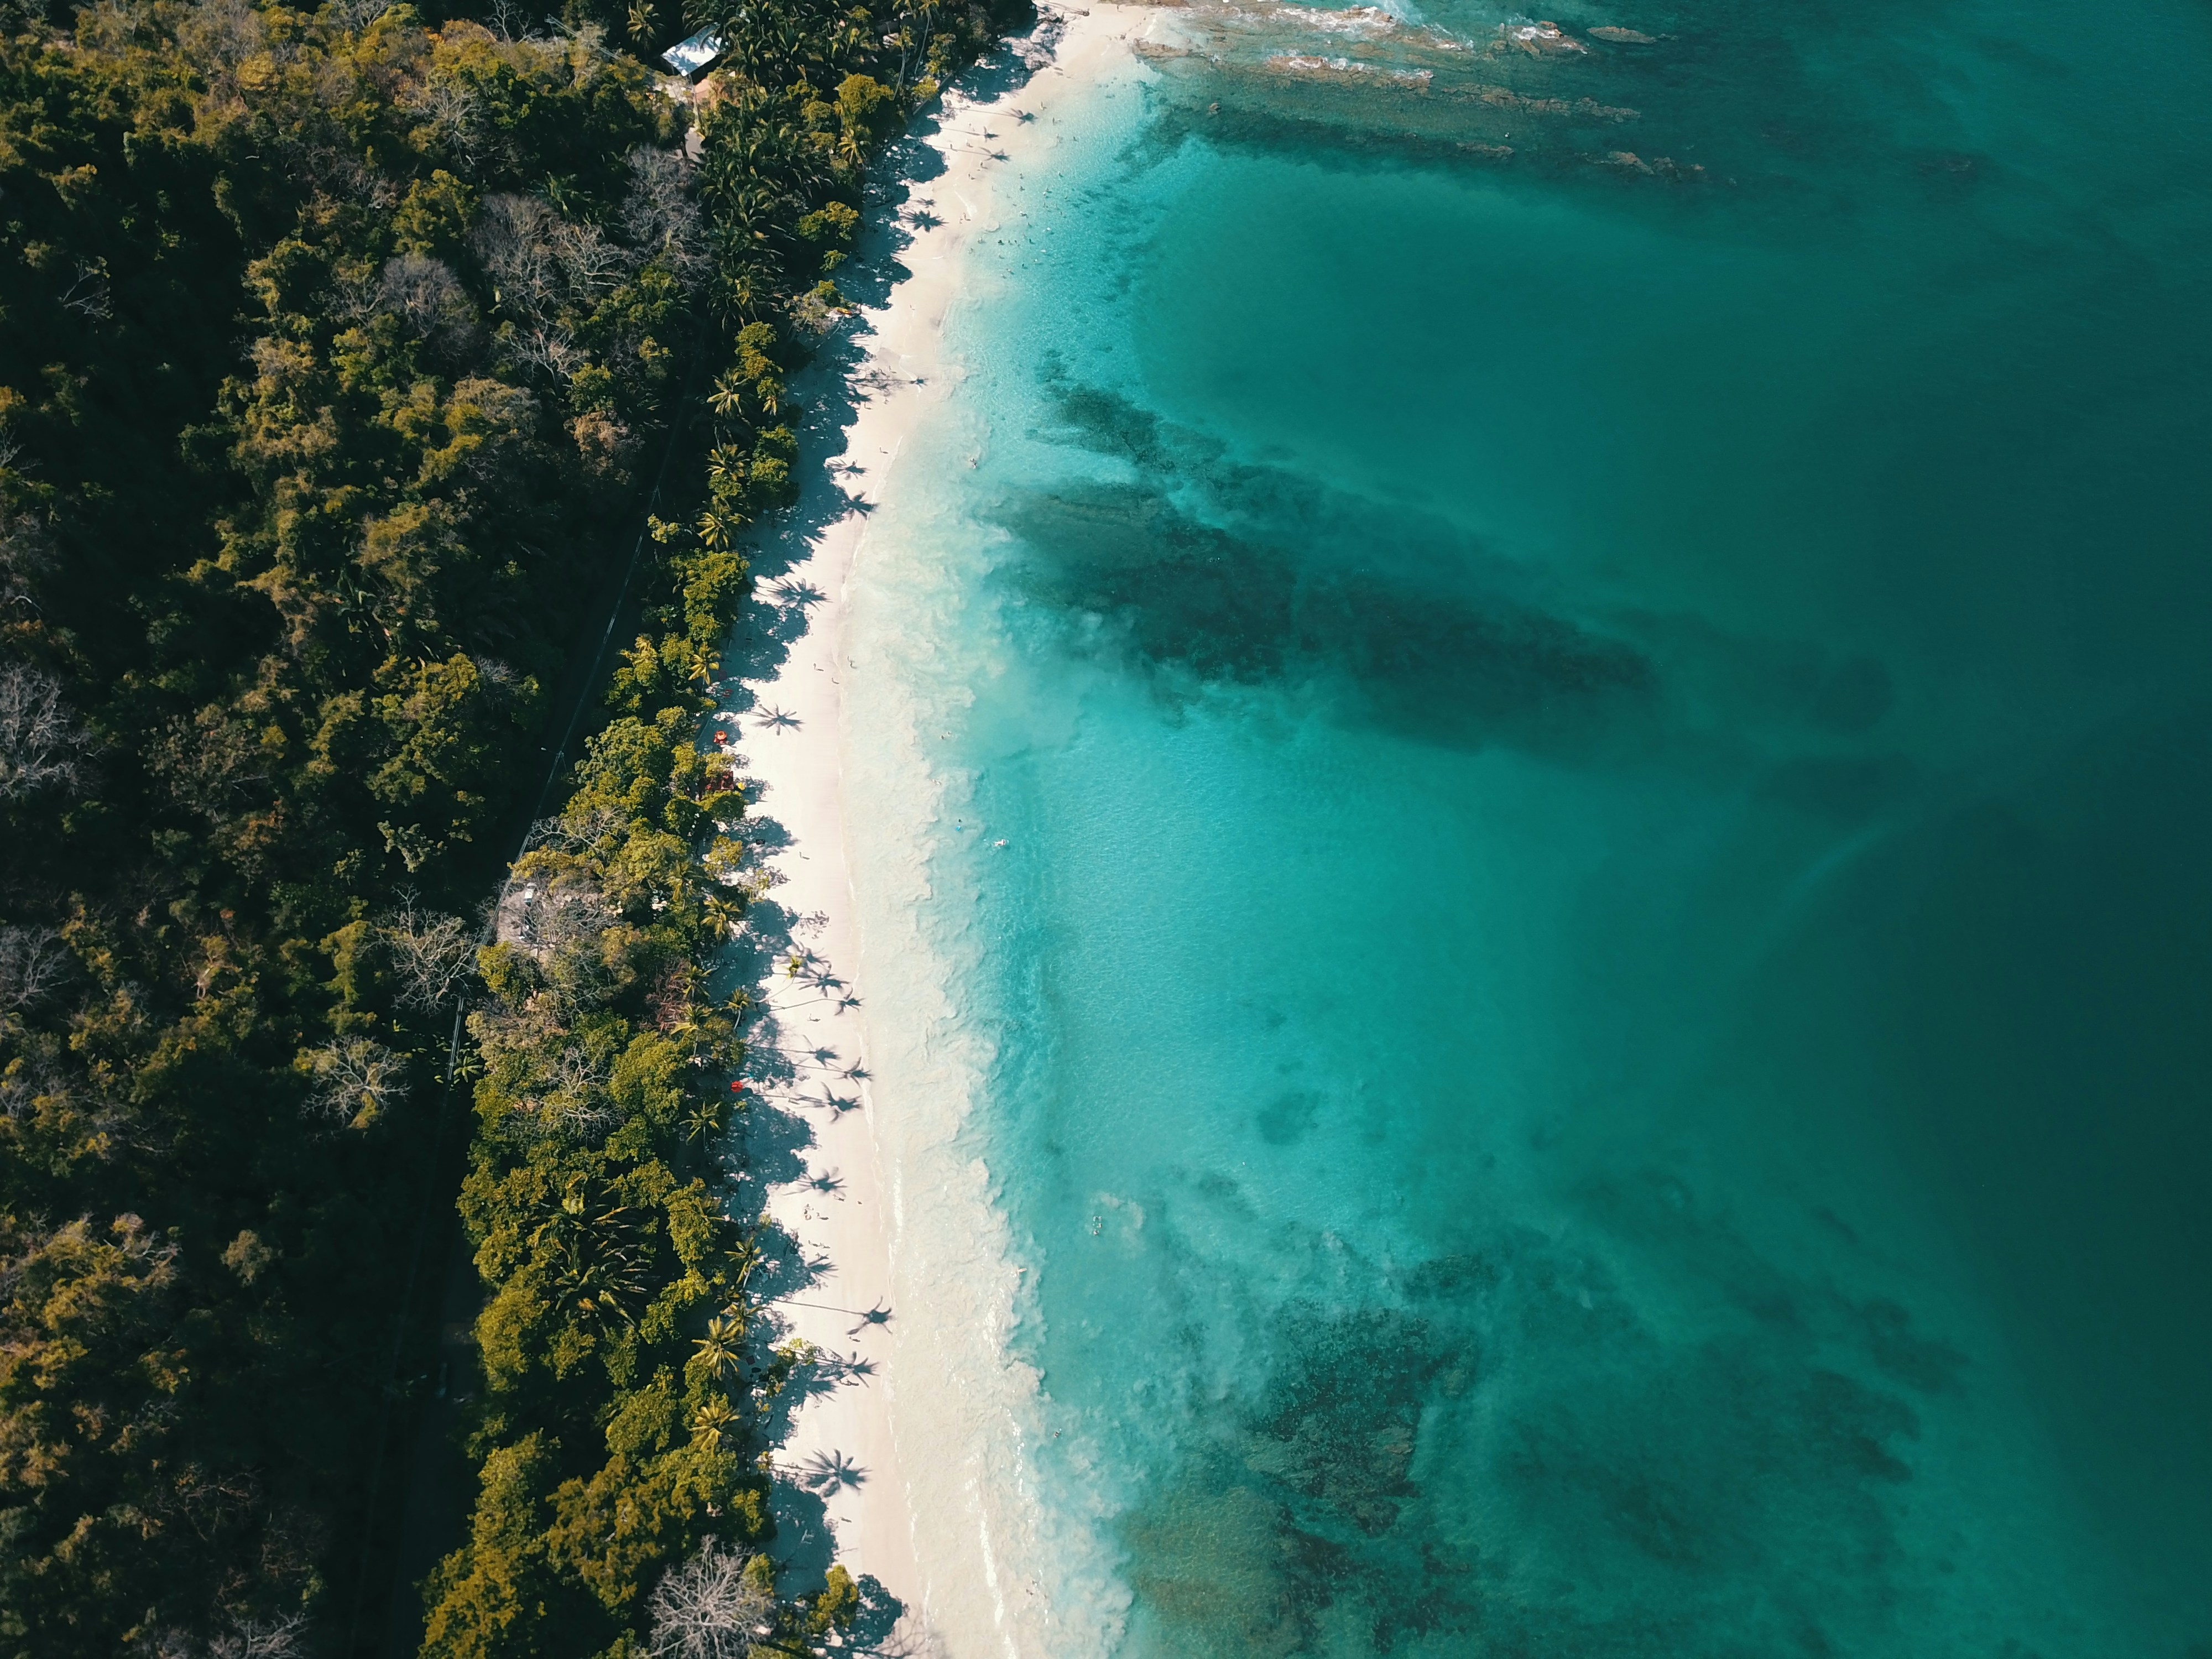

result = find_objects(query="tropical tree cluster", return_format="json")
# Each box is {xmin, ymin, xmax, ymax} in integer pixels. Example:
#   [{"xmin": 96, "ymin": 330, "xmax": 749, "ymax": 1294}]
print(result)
[
  {"xmin": 0, "ymin": 3, "xmax": 716, "ymax": 1652},
  {"xmin": 0, "ymin": 0, "xmax": 1016, "ymax": 1648},
  {"xmin": 411, "ymin": 666, "xmax": 837, "ymax": 1655},
  {"xmin": 420, "ymin": 0, "xmax": 1021, "ymax": 1650}
]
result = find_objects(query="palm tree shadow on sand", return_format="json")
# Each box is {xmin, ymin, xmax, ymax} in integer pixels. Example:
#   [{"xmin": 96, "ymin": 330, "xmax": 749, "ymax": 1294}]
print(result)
[{"xmin": 685, "ymin": 15, "xmax": 1067, "ymax": 1656}]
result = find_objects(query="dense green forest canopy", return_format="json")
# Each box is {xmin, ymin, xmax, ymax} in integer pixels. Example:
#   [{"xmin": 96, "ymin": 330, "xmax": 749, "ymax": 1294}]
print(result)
[{"xmin": 0, "ymin": 0, "xmax": 1015, "ymax": 1649}]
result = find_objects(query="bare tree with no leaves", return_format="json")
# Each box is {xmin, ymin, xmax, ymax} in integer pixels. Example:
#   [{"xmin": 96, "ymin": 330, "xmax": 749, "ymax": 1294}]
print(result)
[
  {"xmin": 510, "ymin": 325, "xmax": 588, "ymax": 380},
  {"xmin": 0, "ymin": 924, "xmax": 69, "ymax": 1011},
  {"xmin": 377, "ymin": 253, "xmax": 479, "ymax": 352},
  {"xmin": 534, "ymin": 1041, "xmax": 618, "ymax": 1134},
  {"xmin": 407, "ymin": 70, "xmax": 487, "ymax": 168},
  {"xmin": 645, "ymin": 1538, "xmax": 776, "ymax": 1659},
  {"xmin": 0, "ymin": 660, "xmax": 91, "ymax": 799},
  {"xmin": 382, "ymin": 893, "xmax": 477, "ymax": 1010},
  {"xmin": 622, "ymin": 145, "xmax": 707, "ymax": 287},
  {"xmin": 142, "ymin": 1611, "xmax": 309, "ymax": 1659},
  {"xmin": 304, "ymin": 1038, "xmax": 409, "ymax": 1129},
  {"xmin": 210, "ymin": 1614, "xmax": 309, "ymax": 1659},
  {"xmin": 474, "ymin": 192, "xmax": 628, "ymax": 327}
]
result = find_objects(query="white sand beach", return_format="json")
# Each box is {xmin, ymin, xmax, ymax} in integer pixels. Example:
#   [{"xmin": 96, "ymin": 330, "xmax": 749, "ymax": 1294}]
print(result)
[{"xmin": 714, "ymin": 4, "xmax": 1147, "ymax": 1644}]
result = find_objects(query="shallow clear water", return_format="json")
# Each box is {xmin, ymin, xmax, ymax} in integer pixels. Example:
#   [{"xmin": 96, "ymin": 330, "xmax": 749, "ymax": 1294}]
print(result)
[{"xmin": 842, "ymin": 0, "xmax": 2212, "ymax": 1652}]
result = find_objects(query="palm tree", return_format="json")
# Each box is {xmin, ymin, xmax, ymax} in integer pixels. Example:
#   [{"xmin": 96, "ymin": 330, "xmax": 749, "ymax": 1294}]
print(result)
[
  {"xmin": 693, "ymin": 1313, "xmax": 746, "ymax": 1385},
  {"xmin": 692, "ymin": 1396, "xmax": 742, "ymax": 1451},
  {"xmin": 728, "ymin": 1231, "xmax": 765, "ymax": 1302},
  {"xmin": 718, "ymin": 265, "xmax": 766, "ymax": 321},
  {"xmin": 696, "ymin": 509, "xmax": 739, "ymax": 551},
  {"xmin": 533, "ymin": 1176, "xmax": 650, "ymax": 1332},
  {"xmin": 722, "ymin": 184, "xmax": 783, "ymax": 247},
  {"xmin": 703, "ymin": 894, "xmax": 745, "ymax": 941},
  {"xmin": 682, "ymin": 1098, "xmax": 725, "ymax": 1145},
  {"xmin": 706, "ymin": 444, "xmax": 748, "ymax": 491}
]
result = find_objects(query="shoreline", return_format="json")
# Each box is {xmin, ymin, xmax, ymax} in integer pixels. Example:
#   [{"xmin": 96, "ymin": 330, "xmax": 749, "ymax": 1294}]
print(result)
[{"xmin": 717, "ymin": 5, "xmax": 1149, "ymax": 1645}]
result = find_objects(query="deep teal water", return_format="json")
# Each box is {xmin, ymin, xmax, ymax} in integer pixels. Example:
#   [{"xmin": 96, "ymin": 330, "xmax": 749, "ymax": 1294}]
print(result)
[{"xmin": 846, "ymin": 0, "xmax": 2212, "ymax": 1651}]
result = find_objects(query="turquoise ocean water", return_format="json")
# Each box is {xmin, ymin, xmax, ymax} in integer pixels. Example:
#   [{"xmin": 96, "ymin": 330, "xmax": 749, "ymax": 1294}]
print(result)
[{"xmin": 839, "ymin": 0, "xmax": 2212, "ymax": 1651}]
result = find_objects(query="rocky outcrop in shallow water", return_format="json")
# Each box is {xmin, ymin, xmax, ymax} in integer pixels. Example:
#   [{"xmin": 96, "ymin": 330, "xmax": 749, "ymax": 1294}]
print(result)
[
  {"xmin": 1472, "ymin": 85, "xmax": 1640, "ymax": 122},
  {"xmin": 1497, "ymin": 19, "xmax": 1589, "ymax": 56},
  {"xmin": 1591, "ymin": 148, "xmax": 1705, "ymax": 178},
  {"xmin": 1262, "ymin": 53, "xmax": 1434, "ymax": 90}
]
